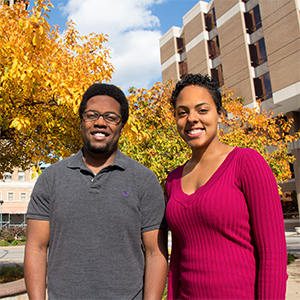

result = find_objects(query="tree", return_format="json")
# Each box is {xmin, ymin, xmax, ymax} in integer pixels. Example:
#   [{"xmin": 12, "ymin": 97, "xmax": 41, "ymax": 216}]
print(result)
[
  {"xmin": 120, "ymin": 84, "xmax": 299, "ymax": 191},
  {"xmin": 0, "ymin": 0, "xmax": 113, "ymax": 176},
  {"xmin": 219, "ymin": 87, "xmax": 300, "ymax": 191},
  {"xmin": 120, "ymin": 81, "xmax": 190, "ymax": 188}
]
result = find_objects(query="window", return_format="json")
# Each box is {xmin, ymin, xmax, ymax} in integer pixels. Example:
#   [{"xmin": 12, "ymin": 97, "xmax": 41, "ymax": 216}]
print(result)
[
  {"xmin": 249, "ymin": 38, "xmax": 267, "ymax": 67},
  {"xmin": 179, "ymin": 60, "xmax": 188, "ymax": 79},
  {"xmin": 20, "ymin": 192, "xmax": 27, "ymax": 201},
  {"xmin": 177, "ymin": 36, "xmax": 185, "ymax": 54},
  {"xmin": 208, "ymin": 36, "xmax": 220, "ymax": 60},
  {"xmin": 18, "ymin": 171, "xmax": 25, "ymax": 181},
  {"xmin": 205, "ymin": 8, "xmax": 216, "ymax": 31},
  {"xmin": 254, "ymin": 72, "xmax": 272, "ymax": 101},
  {"xmin": 211, "ymin": 65, "xmax": 224, "ymax": 87},
  {"xmin": 244, "ymin": 5, "xmax": 262, "ymax": 34},
  {"xmin": 5, "ymin": 172, "xmax": 12, "ymax": 181},
  {"xmin": 8, "ymin": 192, "xmax": 14, "ymax": 201}
]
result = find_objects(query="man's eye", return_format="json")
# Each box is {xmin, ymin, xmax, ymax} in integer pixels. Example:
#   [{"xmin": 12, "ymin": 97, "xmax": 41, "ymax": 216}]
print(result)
[
  {"xmin": 105, "ymin": 114, "xmax": 119, "ymax": 123},
  {"xmin": 105, "ymin": 114, "xmax": 118, "ymax": 122},
  {"xmin": 86, "ymin": 112, "xmax": 97, "ymax": 119}
]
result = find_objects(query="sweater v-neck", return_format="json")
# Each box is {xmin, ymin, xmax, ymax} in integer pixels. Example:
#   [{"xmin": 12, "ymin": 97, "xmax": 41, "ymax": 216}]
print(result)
[{"xmin": 174, "ymin": 147, "xmax": 238, "ymax": 206}]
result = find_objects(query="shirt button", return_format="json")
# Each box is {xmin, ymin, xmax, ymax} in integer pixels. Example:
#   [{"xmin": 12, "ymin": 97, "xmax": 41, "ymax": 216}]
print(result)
[{"xmin": 91, "ymin": 178, "xmax": 94, "ymax": 182}]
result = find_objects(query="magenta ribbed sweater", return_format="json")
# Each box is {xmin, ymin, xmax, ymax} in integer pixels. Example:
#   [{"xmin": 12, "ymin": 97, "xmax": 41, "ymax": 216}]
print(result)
[{"xmin": 166, "ymin": 147, "xmax": 287, "ymax": 299}]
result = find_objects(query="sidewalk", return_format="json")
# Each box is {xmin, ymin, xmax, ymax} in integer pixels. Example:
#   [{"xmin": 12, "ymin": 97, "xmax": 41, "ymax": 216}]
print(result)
[
  {"xmin": 0, "ymin": 231, "xmax": 299, "ymax": 299},
  {"xmin": 285, "ymin": 229, "xmax": 300, "ymax": 299}
]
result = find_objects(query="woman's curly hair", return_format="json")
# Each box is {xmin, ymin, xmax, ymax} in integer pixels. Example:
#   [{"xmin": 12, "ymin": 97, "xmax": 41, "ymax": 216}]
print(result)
[{"xmin": 170, "ymin": 74, "xmax": 223, "ymax": 114}]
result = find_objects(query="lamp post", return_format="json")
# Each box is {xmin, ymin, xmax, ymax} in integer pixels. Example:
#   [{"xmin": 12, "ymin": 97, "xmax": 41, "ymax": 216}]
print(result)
[{"xmin": 0, "ymin": 200, "xmax": 3, "ymax": 228}]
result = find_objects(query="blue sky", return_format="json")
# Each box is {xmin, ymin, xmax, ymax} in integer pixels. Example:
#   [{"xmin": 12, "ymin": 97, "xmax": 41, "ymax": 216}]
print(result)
[{"xmin": 36, "ymin": 0, "xmax": 209, "ymax": 92}]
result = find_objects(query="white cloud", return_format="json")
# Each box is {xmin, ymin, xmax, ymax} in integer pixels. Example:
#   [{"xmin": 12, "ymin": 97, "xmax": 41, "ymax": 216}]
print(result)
[{"xmin": 61, "ymin": 0, "xmax": 165, "ymax": 92}]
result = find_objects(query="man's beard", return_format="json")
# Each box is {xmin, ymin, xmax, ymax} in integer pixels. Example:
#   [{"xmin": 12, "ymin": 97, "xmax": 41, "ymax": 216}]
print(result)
[{"xmin": 86, "ymin": 140, "xmax": 110, "ymax": 154}]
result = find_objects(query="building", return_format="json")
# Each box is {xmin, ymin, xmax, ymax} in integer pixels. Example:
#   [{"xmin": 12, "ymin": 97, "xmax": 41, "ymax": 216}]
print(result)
[
  {"xmin": 0, "ymin": 169, "xmax": 36, "ymax": 226},
  {"xmin": 159, "ymin": 0, "xmax": 300, "ymax": 211},
  {"xmin": 0, "ymin": 0, "xmax": 28, "ymax": 8}
]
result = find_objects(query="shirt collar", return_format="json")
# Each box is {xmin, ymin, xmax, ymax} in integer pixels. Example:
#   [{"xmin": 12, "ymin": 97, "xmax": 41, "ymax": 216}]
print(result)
[{"xmin": 66, "ymin": 148, "xmax": 127, "ymax": 172}]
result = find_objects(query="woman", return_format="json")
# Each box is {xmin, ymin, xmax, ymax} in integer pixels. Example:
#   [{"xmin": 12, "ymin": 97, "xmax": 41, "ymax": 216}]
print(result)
[{"xmin": 166, "ymin": 74, "xmax": 287, "ymax": 299}]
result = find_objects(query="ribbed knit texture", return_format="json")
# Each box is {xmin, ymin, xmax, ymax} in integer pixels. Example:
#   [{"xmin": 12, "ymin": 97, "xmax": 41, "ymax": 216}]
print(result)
[{"xmin": 166, "ymin": 147, "xmax": 287, "ymax": 299}]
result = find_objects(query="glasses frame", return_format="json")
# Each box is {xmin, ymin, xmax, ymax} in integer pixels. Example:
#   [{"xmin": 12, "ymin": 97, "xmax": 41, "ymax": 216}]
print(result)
[{"xmin": 82, "ymin": 110, "xmax": 122, "ymax": 125}]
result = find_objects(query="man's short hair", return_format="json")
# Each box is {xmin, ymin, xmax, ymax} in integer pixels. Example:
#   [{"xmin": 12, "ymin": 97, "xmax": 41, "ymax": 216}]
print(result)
[{"xmin": 79, "ymin": 83, "xmax": 129, "ymax": 125}]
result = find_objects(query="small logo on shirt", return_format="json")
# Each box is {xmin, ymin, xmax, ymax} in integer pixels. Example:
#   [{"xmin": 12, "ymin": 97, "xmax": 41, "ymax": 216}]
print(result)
[{"xmin": 122, "ymin": 190, "xmax": 129, "ymax": 196}]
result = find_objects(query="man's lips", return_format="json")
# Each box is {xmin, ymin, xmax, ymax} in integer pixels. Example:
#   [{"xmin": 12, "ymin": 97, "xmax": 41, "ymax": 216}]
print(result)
[{"xmin": 90, "ymin": 131, "xmax": 109, "ymax": 139}]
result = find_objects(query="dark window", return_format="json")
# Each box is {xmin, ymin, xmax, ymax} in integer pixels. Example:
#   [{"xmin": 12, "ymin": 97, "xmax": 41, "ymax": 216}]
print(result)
[
  {"xmin": 244, "ymin": 5, "xmax": 262, "ymax": 34},
  {"xmin": 254, "ymin": 72, "xmax": 272, "ymax": 101},
  {"xmin": 205, "ymin": 8, "xmax": 216, "ymax": 32},
  {"xmin": 249, "ymin": 38, "xmax": 267, "ymax": 67},
  {"xmin": 211, "ymin": 64, "xmax": 224, "ymax": 87},
  {"xmin": 208, "ymin": 36, "xmax": 220, "ymax": 60},
  {"xmin": 179, "ymin": 60, "xmax": 188, "ymax": 79},
  {"xmin": 177, "ymin": 37, "xmax": 185, "ymax": 54}
]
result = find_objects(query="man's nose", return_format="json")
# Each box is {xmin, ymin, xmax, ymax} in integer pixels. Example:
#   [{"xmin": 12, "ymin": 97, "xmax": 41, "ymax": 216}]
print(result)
[{"xmin": 93, "ymin": 115, "xmax": 107, "ymax": 126}]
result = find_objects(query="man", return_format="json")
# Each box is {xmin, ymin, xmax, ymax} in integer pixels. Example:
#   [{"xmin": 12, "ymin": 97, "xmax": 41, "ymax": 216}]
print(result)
[{"xmin": 24, "ymin": 83, "xmax": 168, "ymax": 300}]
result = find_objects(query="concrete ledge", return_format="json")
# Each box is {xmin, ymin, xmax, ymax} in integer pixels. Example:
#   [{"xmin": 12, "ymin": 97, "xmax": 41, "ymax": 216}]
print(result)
[{"xmin": 0, "ymin": 279, "xmax": 26, "ymax": 298}]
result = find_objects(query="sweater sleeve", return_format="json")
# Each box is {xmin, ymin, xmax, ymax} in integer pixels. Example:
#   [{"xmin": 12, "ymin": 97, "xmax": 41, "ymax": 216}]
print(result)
[{"xmin": 240, "ymin": 149, "xmax": 287, "ymax": 299}]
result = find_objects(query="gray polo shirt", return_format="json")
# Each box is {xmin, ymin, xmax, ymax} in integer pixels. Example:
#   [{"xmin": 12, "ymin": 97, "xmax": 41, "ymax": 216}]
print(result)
[{"xmin": 27, "ymin": 148, "xmax": 166, "ymax": 300}]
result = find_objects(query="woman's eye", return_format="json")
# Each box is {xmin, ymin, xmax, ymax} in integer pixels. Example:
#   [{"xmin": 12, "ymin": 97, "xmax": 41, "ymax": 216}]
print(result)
[
  {"xmin": 198, "ymin": 109, "xmax": 208, "ymax": 114},
  {"xmin": 177, "ymin": 111, "xmax": 187, "ymax": 116}
]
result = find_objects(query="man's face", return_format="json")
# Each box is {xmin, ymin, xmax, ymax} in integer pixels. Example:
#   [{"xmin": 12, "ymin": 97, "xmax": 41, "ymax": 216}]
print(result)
[{"xmin": 80, "ymin": 95, "xmax": 123, "ymax": 156}]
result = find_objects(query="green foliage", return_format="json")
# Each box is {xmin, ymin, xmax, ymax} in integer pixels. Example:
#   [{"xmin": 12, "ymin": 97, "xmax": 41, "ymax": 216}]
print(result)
[
  {"xmin": 0, "ymin": 264, "xmax": 24, "ymax": 283},
  {"xmin": 287, "ymin": 253, "xmax": 297, "ymax": 265},
  {"xmin": 0, "ymin": 240, "xmax": 10, "ymax": 246}
]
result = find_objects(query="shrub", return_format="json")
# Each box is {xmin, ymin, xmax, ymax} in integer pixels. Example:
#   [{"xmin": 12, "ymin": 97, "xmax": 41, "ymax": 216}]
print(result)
[
  {"xmin": 0, "ymin": 226, "xmax": 27, "ymax": 243},
  {"xmin": 0, "ymin": 264, "xmax": 24, "ymax": 283},
  {"xmin": 11, "ymin": 240, "xmax": 19, "ymax": 246},
  {"xmin": 0, "ymin": 240, "xmax": 10, "ymax": 246},
  {"xmin": 287, "ymin": 253, "xmax": 297, "ymax": 265}
]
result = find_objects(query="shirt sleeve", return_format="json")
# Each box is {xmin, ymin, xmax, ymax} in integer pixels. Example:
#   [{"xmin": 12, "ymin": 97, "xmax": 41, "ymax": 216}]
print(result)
[
  {"xmin": 27, "ymin": 168, "xmax": 52, "ymax": 220},
  {"xmin": 240, "ymin": 148, "xmax": 287, "ymax": 299},
  {"xmin": 139, "ymin": 170, "xmax": 166, "ymax": 233}
]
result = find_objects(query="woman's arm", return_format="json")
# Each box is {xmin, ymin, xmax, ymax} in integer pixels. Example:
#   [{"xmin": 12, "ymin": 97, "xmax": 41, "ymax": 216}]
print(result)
[{"xmin": 241, "ymin": 149, "xmax": 287, "ymax": 299}]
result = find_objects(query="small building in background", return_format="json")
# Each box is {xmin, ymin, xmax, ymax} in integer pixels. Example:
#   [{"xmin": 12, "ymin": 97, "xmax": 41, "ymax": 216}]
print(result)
[{"xmin": 0, "ymin": 169, "xmax": 36, "ymax": 226}]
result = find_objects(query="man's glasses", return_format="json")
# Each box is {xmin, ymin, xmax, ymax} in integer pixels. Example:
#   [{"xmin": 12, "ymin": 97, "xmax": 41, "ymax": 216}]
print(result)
[{"xmin": 82, "ymin": 110, "xmax": 122, "ymax": 125}]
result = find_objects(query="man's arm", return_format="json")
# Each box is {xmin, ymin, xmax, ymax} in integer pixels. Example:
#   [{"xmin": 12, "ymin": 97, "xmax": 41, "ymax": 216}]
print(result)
[
  {"xmin": 24, "ymin": 219, "xmax": 50, "ymax": 300},
  {"xmin": 142, "ymin": 228, "xmax": 168, "ymax": 300}
]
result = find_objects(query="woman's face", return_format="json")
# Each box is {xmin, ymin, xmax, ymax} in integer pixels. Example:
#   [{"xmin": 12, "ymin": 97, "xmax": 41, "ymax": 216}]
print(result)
[{"xmin": 175, "ymin": 85, "xmax": 222, "ymax": 151}]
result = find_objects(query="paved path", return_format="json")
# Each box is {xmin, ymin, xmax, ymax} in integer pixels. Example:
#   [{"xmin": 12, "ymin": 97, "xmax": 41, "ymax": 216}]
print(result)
[{"xmin": 0, "ymin": 233, "xmax": 299, "ymax": 299}]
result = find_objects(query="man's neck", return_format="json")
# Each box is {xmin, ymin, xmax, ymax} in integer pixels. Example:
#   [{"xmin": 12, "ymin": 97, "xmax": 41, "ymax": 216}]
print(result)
[{"xmin": 83, "ymin": 148, "xmax": 118, "ymax": 174}]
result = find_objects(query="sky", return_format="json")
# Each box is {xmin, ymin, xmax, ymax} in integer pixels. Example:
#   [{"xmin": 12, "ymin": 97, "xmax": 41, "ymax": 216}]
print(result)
[{"xmin": 36, "ymin": 0, "xmax": 209, "ymax": 93}]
